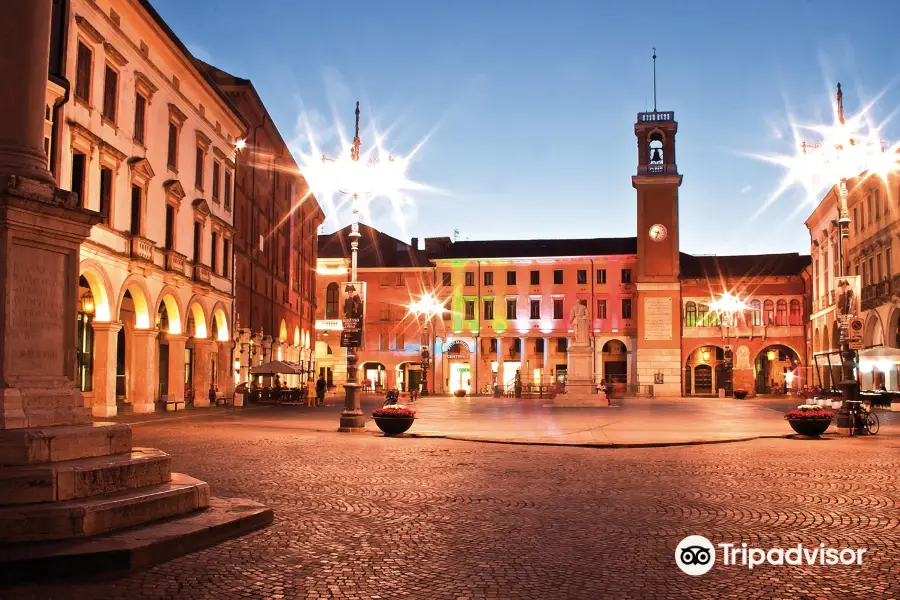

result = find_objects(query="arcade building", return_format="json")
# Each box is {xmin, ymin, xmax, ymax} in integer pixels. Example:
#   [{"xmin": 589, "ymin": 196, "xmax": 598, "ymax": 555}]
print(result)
[{"xmin": 315, "ymin": 109, "xmax": 812, "ymax": 397}]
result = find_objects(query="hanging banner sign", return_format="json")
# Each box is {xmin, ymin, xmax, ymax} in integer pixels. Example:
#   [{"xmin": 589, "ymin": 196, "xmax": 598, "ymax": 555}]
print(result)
[{"xmin": 339, "ymin": 281, "xmax": 366, "ymax": 347}]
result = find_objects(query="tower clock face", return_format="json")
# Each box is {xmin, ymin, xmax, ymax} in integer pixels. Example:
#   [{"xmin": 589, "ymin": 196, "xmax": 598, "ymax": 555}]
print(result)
[{"xmin": 649, "ymin": 224, "xmax": 668, "ymax": 242}]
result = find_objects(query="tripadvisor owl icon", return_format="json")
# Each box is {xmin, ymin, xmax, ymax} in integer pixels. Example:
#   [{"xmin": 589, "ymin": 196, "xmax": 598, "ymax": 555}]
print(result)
[{"xmin": 675, "ymin": 535, "xmax": 716, "ymax": 576}]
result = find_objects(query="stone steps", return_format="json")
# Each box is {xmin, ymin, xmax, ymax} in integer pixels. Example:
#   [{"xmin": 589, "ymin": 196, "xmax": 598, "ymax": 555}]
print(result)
[
  {"xmin": 0, "ymin": 422, "xmax": 132, "ymax": 467},
  {"xmin": 0, "ymin": 472, "xmax": 209, "ymax": 543},
  {"xmin": 0, "ymin": 496, "xmax": 273, "ymax": 580},
  {"xmin": 0, "ymin": 447, "xmax": 171, "ymax": 506}
]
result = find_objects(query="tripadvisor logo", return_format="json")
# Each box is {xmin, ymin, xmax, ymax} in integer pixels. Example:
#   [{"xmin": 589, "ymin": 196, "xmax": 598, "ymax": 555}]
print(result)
[{"xmin": 675, "ymin": 536, "xmax": 868, "ymax": 575}]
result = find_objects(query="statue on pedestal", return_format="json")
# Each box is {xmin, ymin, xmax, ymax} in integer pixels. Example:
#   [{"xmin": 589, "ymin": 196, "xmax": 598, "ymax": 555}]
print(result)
[{"xmin": 569, "ymin": 302, "xmax": 590, "ymax": 347}]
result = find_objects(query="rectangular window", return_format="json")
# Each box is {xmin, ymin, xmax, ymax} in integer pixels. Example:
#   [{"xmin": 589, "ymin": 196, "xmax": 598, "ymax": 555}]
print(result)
[
  {"xmin": 887, "ymin": 248, "xmax": 893, "ymax": 280},
  {"xmin": 442, "ymin": 272, "xmax": 452, "ymax": 287},
  {"xmin": 483, "ymin": 300, "xmax": 494, "ymax": 320},
  {"xmin": 875, "ymin": 190, "xmax": 881, "ymax": 221},
  {"xmin": 464, "ymin": 300, "xmax": 475, "ymax": 320},
  {"xmin": 193, "ymin": 221, "xmax": 201, "ymax": 264},
  {"xmin": 212, "ymin": 161, "xmax": 221, "ymax": 202},
  {"xmin": 577, "ymin": 269, "xmax": 587, "ymax": 285},
  {"xmin": 553, "ymin": 298, "xmax": 563, "ymax": 319},
  {"xmin": 557, "ymin": 338, "xmax": 568, "ymax": 353},
  {"xmin": 489, "ymin": 338, "xmax": 497, "ymax": 353},
  {"xmin": 134, "ymin": 93, "xmax": 146, "ymax": 144},
  {"xmin": 506, "ymin": 298, "xmax": 517, "ymax": 319},
  {"xmin": 597, "ymin": 299, "xmax": 607, "ymax": 319},
  {"xmin": 129, "ymin": 185, "xmax": 141, "ymax": 235},
  {"xmin": 877, "ymin": 252, "xmax": 883, "ymax": 281},
  {"xmin": 535, "ymin": 338, "xmax": 544, "ymax": 353},
  {"xmin": 622, "ymin": 298, "xmax": 633, "ymax": 319},
  {"xmin": 596, "ymin": 269, "xmax": 607, "ymax": 284},
  {"xmin": 853, "ymin": 207, "xmax": 859, "ymax": 234},
  {"xmin": 98, "ymin": 166, "xmax": 112, "ymax": 224},
  {"xmin": 484, "ymin": 271, "xmax": 493, "ymax": 286},
  {"xmin": 530, "ymin": 270, "xmax": 540, "ymax": 285},
  {"xmin": 75, "ymin": 42, "xmax": 92, "ymax": 102},
  {"xmin": 164, "ymin": 204, "xmax": 175, "ymax": 250},
  {"xmin": 211, "ymin": 231, "xmax": 219, "ymax": 274},
  {"xmin": 380, "ymin": 333, "xmax": 389, "ymax": 351},
  {"xmin": 194, "ymin": 147, "xmax": 204, "ymax": 189},
  {"xmin": 868, "ymin": 194, "xmax": 873, "ymax": 224},
  {"xmin": 378, "ymin": 302, "xmax": 389, "ymax": 320},
  {"xmin": 167, "ymin": 123, "xmax": 178, "ymax": 169},
  {"xmin": 530, "ymin": 299, "xmax": 540, "ymax": 319},
  {"xmin": 396, "ymin": 334, "xmax": 405, "ymax": 351},
  {"xmin": 621, "ymin": 269, "xmax": 632, "ymax": 284},
  {"xmin": 71, "ymin": 151, "xmax": 86, "ymax": 206},
  {"xmin": 224, "ymin": 170, "xmax": 232, "ymax": 210},
  {"xmin": 223, "ymin": 239, "xmax": 230, "ymax": 278},
  {"xmin": 553, "ymin": 269, "xmax": 563, "ymax": 284},
  {"xmin": 464, "ymin": 271, "xmax": 474, "ymax": 287},
  {"xmin": 869, "ymin": 257, "xmax": 875, "ymax": 286},
  {"xmin": 507, "ymin": 271, "xmax": 517, "ymax": 285},
  {"xmin": 102, "ymin": 65, "xmax": 117, "ymax": 122}
]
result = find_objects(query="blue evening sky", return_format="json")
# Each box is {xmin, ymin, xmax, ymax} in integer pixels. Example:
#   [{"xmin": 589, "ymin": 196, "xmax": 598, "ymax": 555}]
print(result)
[{"xmin": 153, "ymin": 0, "xmax": 900, "ymax": 256}]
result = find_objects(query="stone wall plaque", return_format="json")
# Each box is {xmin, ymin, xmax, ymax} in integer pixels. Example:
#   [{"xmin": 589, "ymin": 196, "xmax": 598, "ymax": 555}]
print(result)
[
  {"xmin": 643, "ymin": 297, "xmax": 673, "ymax": 341},
  {"xmin": 6, "ymin": 244, "xmax": 66, "ymax": 376}
]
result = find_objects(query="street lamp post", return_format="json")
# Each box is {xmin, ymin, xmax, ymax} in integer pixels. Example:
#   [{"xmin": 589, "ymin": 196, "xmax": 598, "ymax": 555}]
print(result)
[{"xmin": 408, "ymin": 292, "xmax": 443, "ymax": 397}]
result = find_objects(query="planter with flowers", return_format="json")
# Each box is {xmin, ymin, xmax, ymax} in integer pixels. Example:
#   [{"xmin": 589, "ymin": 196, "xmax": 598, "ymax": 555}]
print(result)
[
  {"xmin": 785, "ymin": 405, "xmax": 834, "ymax": 437},
  {"xmin": 372, "ymin": 404, "xmax": 416, "ymax": 435},
  {"xmin": 454, "ymin": 389, "xmax": 467, "ymax": 397},
  {"xmin": 733, "ymin": 389, "xmax": 748, "ymax": 400}
]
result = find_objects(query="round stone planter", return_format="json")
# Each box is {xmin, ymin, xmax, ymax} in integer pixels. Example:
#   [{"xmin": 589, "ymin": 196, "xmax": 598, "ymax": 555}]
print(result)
[
  {"xmin": 733, "ymin": 390, "xmax": 748, "ymax": 400},
  {"xmin": 373, "ymin": 415, "xmax": 415, "ymax": 436},
  {"xmin": 787, "ymin": 418, "xmax": 832, "ymax": 437}
]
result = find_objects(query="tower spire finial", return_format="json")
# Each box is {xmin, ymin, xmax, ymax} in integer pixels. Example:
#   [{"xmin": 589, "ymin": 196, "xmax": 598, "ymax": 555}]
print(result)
[
  {"xmin": 351, "ymin": 101, "xmax": 361, "ymax": 162},
  {"xmin": 652, "ymin": 48, "xmax": 658, "ymax": 112},
  {"xmin": 836, "ymin": 82, "xmax": 844, "ymax": 125}
]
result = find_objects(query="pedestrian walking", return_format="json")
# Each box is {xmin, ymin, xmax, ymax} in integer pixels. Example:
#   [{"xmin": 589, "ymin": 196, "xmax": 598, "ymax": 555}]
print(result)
[{"xmin": 316, "ymin": 374, "xmax": 327, "ymax": 407}]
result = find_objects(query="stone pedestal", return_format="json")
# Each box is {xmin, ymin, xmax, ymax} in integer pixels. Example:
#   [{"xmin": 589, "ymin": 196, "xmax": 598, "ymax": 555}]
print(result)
[
  {"xmin": 557, "ymin": 344, "xmax": 608, "ymax": 406},
  {"xmin": 130, "ymin": 329, "xmax": 159, "ymax": 414},
  {"xmin": 164, "ymin": 334, "xmax": 187, "ymax": 409},
  {"xmin": 192, "ymin": 339, "xmax": 213, "ymax": 408},
  {"xmin": 636, "ymin": 347, "xmax": 682, "ymax": 397}
]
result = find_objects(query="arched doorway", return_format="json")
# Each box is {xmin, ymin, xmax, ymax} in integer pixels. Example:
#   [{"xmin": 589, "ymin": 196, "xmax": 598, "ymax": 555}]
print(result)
[
  {"xmin": 396, "ymin": 361, "xmax": 423, "ymax": 393},
  {"xmin": 445, "ymin": 341, "xmax": 472, "ymax": 394},
  {"xmin": 684, "ymin": 345, "xmax": 726, "ymax": 396},
  {"xmin": 601, "ymin": 340, "xmax": 628, "ymax": 384},
  {"xmin": 360, "ymin": 361, "xmax": 386, "ymax": 392},
  {"xmin": 754, "ymin": 344, "xmax": 801, "ymax": 394}
]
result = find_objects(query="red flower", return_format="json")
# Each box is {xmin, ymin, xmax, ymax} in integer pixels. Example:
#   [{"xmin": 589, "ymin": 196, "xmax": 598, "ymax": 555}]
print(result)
[
  {"xmin": 784, "ymin": 409, "xmax": 834, "ymax": 420},
  {"xmin": 373, "ymin": 406, "xmax": 416, "ymax": 418}
]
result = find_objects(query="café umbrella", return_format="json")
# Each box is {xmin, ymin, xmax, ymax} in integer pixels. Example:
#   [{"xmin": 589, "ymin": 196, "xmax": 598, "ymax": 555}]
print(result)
[{"xmin": 249, "ymin": 360, "xmax": 303, "ymax": 375}]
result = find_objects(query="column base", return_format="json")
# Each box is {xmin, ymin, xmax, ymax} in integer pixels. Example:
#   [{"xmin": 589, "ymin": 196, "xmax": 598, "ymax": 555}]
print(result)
[
  {"xmin": 338, "ymin": 410, "xmax": 366, "ymax": 432},
  {"xmin": 131, "ymin": 402, "xmax": 156, "ymax": 414},
  {"xmin": 193, "ymin": 398, "xmax": 211, "ymax": 408},
  {"xmin": 91, "ymin": 404, "xmax": 117, "ymax": 418}
]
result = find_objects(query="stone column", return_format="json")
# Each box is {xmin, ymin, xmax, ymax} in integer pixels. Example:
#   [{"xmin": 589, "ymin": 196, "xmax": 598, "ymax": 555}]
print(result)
[
  {"xmin": 543, "ymin": 336, "xmax": 551, "ymax": 383},
  {"xmin": 520, "ymin": 336, "xmax": 528, "ymax": 382},
  {"xmin": 238, "ymin": 328, "xmax": 251, "ymax": 384},
  {"xmin": 496, "ymin": 337, "xmax": 505, "ymax": 390},
  {"xmin": 272, "ymin": 340, "xmax": 283, "ymax": 362},
  {"xmin": 130, "ymin": 329, "xmax": 159, "ymax": 413},
  {"xmin": 468, "ymin": 343, "xmax": 478, "ymax": 394},
  {"xmin": 193, "ymin": 339, "xmax": 213, "ymax": 407},
  {"xmin": 261, "ymin": 335, "xmax": 272, "ymax": 364},
  {"xmin": 165, "ymin": 334, "xmax": 187, "ymax": 409},
  {"xmin": 217, "ymin": 343, "xmax": 232, "ymax": 395},
  {"xmin": 0, "ymin": 0, "xmax": 55, "ymax": 184},
  {"xmin": 90, "ymin": 322, "xmax": 122, "ymax": 418}
]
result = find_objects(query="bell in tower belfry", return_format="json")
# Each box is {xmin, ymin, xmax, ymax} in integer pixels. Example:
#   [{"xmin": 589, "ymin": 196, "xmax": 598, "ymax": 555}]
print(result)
[{"xmin": 650, "ymin": 147, "xmax": 662, "ymax": 163}]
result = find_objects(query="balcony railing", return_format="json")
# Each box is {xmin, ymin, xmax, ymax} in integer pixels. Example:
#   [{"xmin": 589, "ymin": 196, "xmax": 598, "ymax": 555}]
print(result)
[
  {"xmin": 861, "ymin": 280, "xmax": 892, "ymax": 311},
  {"xmin": 130, "ymin": 235, "xmax": 153, "ymax": 262},
  {"xmin": 637, "ymin": 111, "xmax": 674, "ymax": 122},
  {"xmin": 165, "ymin": 250, "xmax": 186, "ymax": 275},
  {"xmin": 636, "ymin": 163, "xmax": 678, "ymax": 175},
  {"xmin": 193, "ymin": 263, "xmax": 211, "ymax": 284}
]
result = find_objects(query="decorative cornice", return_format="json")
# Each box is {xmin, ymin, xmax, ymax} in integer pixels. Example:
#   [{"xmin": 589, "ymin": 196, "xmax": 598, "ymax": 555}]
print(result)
[
  {"xmin": 74, "ymin": 15, "xmax": 105, "ymax": 45},
  {"xmin": 212, "ymin": 146, "xmax": 227, "ymax": 160},
  {"xmin": 128, "ymin": 157, "xmax": 156, "ymax": 182},
  {"xmin": 192, "ymin": 198, "xmax": 211, "ymax": 217},
  {"xmin": 168, "ymin": 103, "xmax": 188, "ymax": 126},
  {"xmin": 210, "ymin": 214, "xmax": 234, "ymax": 233},
  {"xmin": 195, "ymin": 129, "xmax": 212, "ymax": 150},
  {"xmin": 102, "ymin": 41, "xmax": 128, "ymax": 67},
  {"xmin": 99, "ymin": 140, "xmax": 127, "ymax": 163},
  {"xmin": 225, "ymin": 158, "xmax": 235, "ymax": 170},
  {"xmin": 133, "ymin": 70, "xmax": 158, "ymax": 99},
  {"xmin": 67, "ymin": 120, "xmax": 102, "ymax": 147},
  {"xmin": 163, "ymin": 179, "xmax": 186, "ymax": 203}
]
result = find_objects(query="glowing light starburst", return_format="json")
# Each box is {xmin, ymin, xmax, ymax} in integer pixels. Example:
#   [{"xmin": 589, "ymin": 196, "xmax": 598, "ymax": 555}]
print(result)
[
  {"xmin": 709, "ymin": 291, "xmax": 748, "ymax": 326},
  {"xmin": 752, "ymin": 83, "xmax": 900, "ymax": 216},
  {"xmin": 295, "ymin": 103, "xmax": 433, "ymax": 233},
  {"xmin": 406, "ymin": 292, "xmax": 446, "ymax": 322}
]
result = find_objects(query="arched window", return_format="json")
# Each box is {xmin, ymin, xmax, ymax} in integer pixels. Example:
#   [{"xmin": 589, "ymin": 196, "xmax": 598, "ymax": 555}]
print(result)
[
  {"xmin": 763, "ymin": 300, "xmax": 775, "ymax": 325},
  {"xmin": 697, "ymin": 303, "xmax": 709, "ymax": 326},
  {"xmin": 709, "ymin": 309, "xmax": 719, "ymax": 327},
  {"xmin": 684, "ymin": 301, "xmax": 697, "ymax": 327},
  {"xmin": 325, "ymin": 282, "xmax": 339, "ymax": 318},
  {"xmin": 750, "ymin": 300, "xmax": 762, "ymax": 326},
  {"xmin": 814, "ymin": 328, "xmax": 820, "ymax": 353},
  {"xmin": 775, "ymin": 300, "xmax": 788, "ymax": 326},
  {"xmin": 789, "ymin": 299, "xmax": 802, "ymax": 325}
]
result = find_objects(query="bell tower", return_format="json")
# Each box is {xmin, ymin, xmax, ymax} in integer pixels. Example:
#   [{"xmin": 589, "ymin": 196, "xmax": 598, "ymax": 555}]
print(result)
[{"xmin": 632, "ymin": 52, "xmax": 683, "ymax": 396}]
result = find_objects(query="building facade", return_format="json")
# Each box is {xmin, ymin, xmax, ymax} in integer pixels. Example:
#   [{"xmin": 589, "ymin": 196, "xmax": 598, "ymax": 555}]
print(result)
[
  {"xmin": 314, "ymin": 109, "xmax": 813, "ymax": 398},
  {"xmin": 48, "ymin": 0, "xmax": 245, "ymax": 415},
  {"xmin": 808, "ymin": 171, "xmax": 900, "ymax": 390},
  {"xmin": 200, "ymin": 63, "xmax": 324, "ymax": 388}
]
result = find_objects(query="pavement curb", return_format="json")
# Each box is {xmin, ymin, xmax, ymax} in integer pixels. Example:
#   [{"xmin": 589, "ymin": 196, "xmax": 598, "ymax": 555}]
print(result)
[{"xmin": 403, "ymin": 432, "xmax": 793, "ymax": 449}]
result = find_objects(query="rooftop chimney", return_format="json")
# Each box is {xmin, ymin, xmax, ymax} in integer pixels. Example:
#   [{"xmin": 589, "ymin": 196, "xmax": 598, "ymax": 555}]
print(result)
[{"xmin": 411, "ymin": 237, "xmax": 419, "ymax": 250}]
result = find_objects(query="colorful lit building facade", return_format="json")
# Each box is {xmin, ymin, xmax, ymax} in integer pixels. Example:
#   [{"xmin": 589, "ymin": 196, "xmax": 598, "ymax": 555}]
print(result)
[
  {"xmin": 808, "ymin": 171, "xmax": 900, "ymax": 390},
  {"xmin": 48, "ymin": 0, "xmax": 244, "ymax": 416}
]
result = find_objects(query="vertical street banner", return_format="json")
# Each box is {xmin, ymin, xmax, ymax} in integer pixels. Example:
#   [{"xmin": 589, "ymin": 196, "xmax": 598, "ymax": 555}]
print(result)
[
  {"xmin": 340, "ymin": 281, "xmax": 366, "ymax": 347},
  {"xmin": 835, "ymin": 275, "xmax": 861, "ymax": 341}
]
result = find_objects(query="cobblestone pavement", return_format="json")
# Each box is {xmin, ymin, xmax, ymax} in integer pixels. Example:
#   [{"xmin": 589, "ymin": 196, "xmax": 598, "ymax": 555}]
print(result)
[{"xmin": 4, "ymin": 407, "xmax": 900, "ymax": 600}]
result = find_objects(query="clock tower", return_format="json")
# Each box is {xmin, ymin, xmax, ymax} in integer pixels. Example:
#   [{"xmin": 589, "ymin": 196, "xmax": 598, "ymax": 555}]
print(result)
[{"xmin": 632, "ymin": 108, "xmax": 683, "ymax": 396}]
